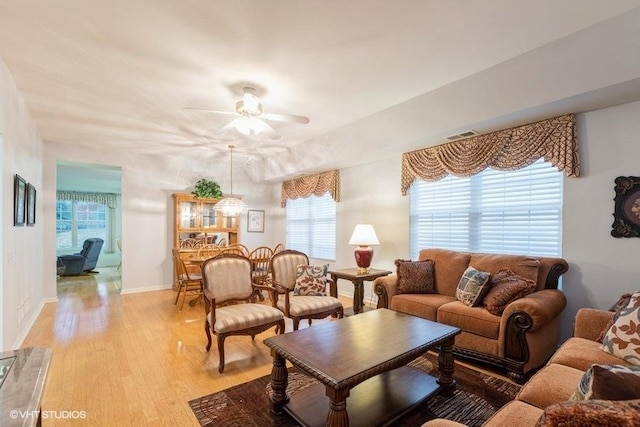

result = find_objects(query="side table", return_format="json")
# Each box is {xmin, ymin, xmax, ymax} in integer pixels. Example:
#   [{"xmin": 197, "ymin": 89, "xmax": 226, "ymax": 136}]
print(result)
[{"xmin": 328, "ymin": 268, "xmax": 392, "ymax": 315}]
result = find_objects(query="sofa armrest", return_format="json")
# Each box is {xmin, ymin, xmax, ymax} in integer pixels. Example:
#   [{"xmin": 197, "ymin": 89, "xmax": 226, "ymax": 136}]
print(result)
[
  {"xmin": 501, "ymin": 289, "xmax": 567, "ymax": 333},
  {"xmin": 574, "ymin": 308, "xmax": 614, "ymax": 341},
  {"xmin": 373, "ymin": 275, "xmax": 397, "ymax": 309}
]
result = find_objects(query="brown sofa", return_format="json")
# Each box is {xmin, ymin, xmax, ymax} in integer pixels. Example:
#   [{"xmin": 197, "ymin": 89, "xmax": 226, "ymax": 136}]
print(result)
[
  {"xmin": 423, "ymin": 307, "xmax": 639, "ymax": 426},
  {"xmin": 373, "ymin": 248, "xmax": 569, "ymax": 382}
]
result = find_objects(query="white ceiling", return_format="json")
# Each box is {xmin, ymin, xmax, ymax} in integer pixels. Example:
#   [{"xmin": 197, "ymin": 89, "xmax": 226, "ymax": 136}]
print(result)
[{"xmin": 1, "ymin": 1, "xmax": 640, "ymax": 183}]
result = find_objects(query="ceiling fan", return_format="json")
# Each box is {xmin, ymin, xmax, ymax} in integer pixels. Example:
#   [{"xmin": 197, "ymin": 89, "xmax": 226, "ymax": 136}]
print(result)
[{"xmin": 185, "ymin": 87, "xmax": 310, "ymax": 140}]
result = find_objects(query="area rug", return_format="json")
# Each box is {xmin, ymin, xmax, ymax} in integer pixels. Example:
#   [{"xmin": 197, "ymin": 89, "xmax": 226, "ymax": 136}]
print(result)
[{"xmin": 189, "ymin": 354, "xmax": 521, "ymax": 427}]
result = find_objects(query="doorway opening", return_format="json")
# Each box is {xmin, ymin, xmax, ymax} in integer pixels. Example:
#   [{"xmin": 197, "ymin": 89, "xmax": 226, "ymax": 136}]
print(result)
[{"xmin": 55, "ymin": 161, "xmax": 122, "ymax": 294}]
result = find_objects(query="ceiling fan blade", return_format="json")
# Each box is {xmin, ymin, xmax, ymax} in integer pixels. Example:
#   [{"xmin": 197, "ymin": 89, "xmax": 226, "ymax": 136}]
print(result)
[
  {"xmin": 262, "ymin": 112, "xmax": 310, "ymax": 124},
  {"xmin": 184, "ymin": 106, "xmax": 237, "ymax": 116},
  {"xmin": 215, "ymin": 119, "xmax": 241, "ymax": 135},
  {"xmin": 261, "ymin": 121, "xmax": 281, "ymax": 140}
]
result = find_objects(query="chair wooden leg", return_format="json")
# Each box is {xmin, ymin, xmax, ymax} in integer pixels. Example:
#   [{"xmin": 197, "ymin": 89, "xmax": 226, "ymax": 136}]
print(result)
[
  {"xmin": 174, "ymin": 284, "xmax": 182, "ymax": 305},
  {"xmin": 293, "ymin": 318, "xmax": 301, "ymax": 331},
  {"xmin": 277, "ymin": 320, "xmax": 285, "ymax": 334},
  {"xmin": 205, "ymin": 319, "xmax": 212, "ymax": 352},
  {"xmin": 217, "ymin": 335, "xmax": 226, "ymax": 373}
]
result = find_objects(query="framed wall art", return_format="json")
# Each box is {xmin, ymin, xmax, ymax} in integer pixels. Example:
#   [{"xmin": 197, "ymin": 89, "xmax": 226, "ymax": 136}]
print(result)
[
  {"xmin": 611, "ymin": 176, "xmax": 640, "ymax": 238},
  {"xmin": 26, "ymin": 183, "xmax": 36, "ymax": 226},
  {"xmin": 247, "ymin": 209, "xmax": 265, "ymax": 233},
  {"xmin": 14, "ymin": 174, "xmax": 26, "ymax": 226}
]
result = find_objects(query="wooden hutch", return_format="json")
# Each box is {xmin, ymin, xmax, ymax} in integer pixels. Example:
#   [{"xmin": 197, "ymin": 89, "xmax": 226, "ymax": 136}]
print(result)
[{"xmin": 172, "ymin": 193, "xmax": 240, "ymax": 287}]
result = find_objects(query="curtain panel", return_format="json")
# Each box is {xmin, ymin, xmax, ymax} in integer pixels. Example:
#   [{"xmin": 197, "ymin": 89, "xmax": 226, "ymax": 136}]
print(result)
[
  {"xmin": 401, "ymin": 114, "xmax": 580, "ymax": 195},
  {"xmin": 281, "ymin": 170, "xmax": 340, "ymax": 207}
]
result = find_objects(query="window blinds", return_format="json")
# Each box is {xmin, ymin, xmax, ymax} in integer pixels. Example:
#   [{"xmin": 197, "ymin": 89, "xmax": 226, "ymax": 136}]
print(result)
[
  {"xmin": 409, "ymin": 159, "xmax": 563, "ymax": 259},
  {"xmin": 286, "ymin": 193, "xmax": 336, "ymax": 260}
]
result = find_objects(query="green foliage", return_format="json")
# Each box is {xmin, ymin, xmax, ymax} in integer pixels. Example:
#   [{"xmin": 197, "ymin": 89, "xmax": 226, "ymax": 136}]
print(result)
[{"xmin": 192, "ymin": 178, "xmax": 223, "ymax": 199}]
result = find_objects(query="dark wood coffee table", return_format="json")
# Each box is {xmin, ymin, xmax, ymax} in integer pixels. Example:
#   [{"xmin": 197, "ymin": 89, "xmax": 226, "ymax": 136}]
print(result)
[{"xmin": 263, "ymin": 308, "xmax": 460, "ymax": 427}]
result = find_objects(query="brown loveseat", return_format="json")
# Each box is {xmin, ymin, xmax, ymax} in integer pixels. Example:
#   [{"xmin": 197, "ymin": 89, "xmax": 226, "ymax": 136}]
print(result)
[
  {"xmin": 373, "ymin": 248, "xmax": 569, "ymax": 382},
  {"xmin": 424, "ymin": 307, "xmax": 640, "ymax": 426}
]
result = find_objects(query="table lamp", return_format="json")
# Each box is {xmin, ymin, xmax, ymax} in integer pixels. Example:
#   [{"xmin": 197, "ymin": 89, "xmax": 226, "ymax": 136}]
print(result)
[{"xmin": 348, "ymin": 224, "xmax": 380, "ymax": 274}]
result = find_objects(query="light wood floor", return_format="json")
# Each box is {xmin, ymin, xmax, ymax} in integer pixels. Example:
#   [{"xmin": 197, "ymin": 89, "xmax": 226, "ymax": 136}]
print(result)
[{"xmin": 22, "ymin": 267, "xmax": 344, "ymax": 426}]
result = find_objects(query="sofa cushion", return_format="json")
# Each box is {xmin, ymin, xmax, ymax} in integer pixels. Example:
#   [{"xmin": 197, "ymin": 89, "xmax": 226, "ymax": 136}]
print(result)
[
  {"xmin": 517, "ymin": 363, "xmax": 584, "ymax": 409},
  {"xmin": 600, "ymin": 291, "xmax": 640, "ymax": 366},
  {"xmin": 484, "ymin": 401, "xmax": 544, "ymax": 427},
  {"xmin": 536, "ymin": 399, "xmax": 640, "ymax": 427},
  {"xmin": 596, "ymin": 293, "xmax": 633, "ymax": 343},
  {"xmin": 293, "ymin": 264, "xmax": 328, "ymax": 296},
  {"xmin": 390, "ymin": 294, "xmax": 455, "ymax": 322},
  {"xmin": 455, "ymin": 265, "xmax": 491, "ymax": 307},
  {"xmin": 571, "ymin": 364, "xmax": 640, "ymax": 401},
  {"xmin": 438, "ymin": 301, "xmax": 500, "ymax": 340},
  {"xmin": 483, "ymin": 269, "xmax": 536, "ymax": 316},
  {"xmin": 549, "ymin": 337, "xmax": 629, "ymax": 371},
  {"xmin": 468, "ymin": 253, "xmax": 540, "ymax": 283},
  {"xmin": 395, "ymin": 259, "xmax": 436, "ymax": 294},
  {"xmin": 418, "ymin": 249, "xmax": 471, "ymax": 297}
]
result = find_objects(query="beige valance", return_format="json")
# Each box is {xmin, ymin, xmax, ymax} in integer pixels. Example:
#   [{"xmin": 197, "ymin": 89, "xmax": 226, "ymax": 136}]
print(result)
[
  {"xmin": 281, "ymin": 170, "xmax": 340, "ymax": 207},
  {"xmin": 401, "ymin": 114, "xmax": 580, "ymax": 195},
  {"xmin": 57, "ymin": 191, "xmax": 119, "ymax": 208}
]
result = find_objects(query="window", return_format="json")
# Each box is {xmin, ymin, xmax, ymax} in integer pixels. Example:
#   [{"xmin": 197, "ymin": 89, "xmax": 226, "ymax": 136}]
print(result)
[
  {"xmin": 409, "ymin": 159, "xmax": 563, "ymax": 259},
  {"xmin": 56, "ymin": 201, "xmax": 108, "ymax": 249},
  {"xmin": 286, "ymin": 193, "xmax": 336, "ymax": 260}
]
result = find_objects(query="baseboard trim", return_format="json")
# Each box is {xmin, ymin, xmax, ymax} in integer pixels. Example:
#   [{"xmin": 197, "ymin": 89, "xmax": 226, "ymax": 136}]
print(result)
[
  {"xmin": 120, "ymin": 284, "xmax": 173, "ymax": 294},
  {"xmin": 12, "ymin": 300, "xmax": 47, "ymax": 350}
]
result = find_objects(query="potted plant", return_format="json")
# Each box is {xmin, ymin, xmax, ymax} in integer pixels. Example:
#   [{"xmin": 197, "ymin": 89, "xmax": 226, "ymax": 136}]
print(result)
[{"xmin": 192, "ymin": 178, "xmax": 223, "ymax": 199}]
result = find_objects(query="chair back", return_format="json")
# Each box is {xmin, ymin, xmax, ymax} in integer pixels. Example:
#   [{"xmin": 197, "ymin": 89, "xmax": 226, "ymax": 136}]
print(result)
[
  {"xmin": 249, "ymin": 246, "xmax": 274, "ymax": 279},
  {"xmin": 80, "ymin": 238, "xmax": 104, "ymax": 270},
  {"xmin": 273, "ymin": 243, "xmax": 284, "ymax": 254},
  {"xmin": 201, "ymin": 254, "xmax": 254, "ymax": 304},
  {"xmin": 269, "ymin": 249, "xmax": 309, "ymax": 291},
  {"xmin": 217, "ymin": 237, "xmax": 228, "ymax": 247},
  {"xmin": 198, "ymin": 244, "xmax": 223, "ymax": 260},
  {"xmin": 223, "ymin": 243, "xmax": 250, "ymax": 257},
  {"xmin": 173, "ymin": 249, "xmax": 196, "ymax": 281}
]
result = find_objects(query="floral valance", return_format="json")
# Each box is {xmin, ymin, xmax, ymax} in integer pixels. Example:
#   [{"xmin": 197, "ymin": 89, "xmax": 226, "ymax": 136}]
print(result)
[
  {"xmin": 401, "ymin": 114, "xmax": 580, "ymax": 195},
  {"xmin": 56, "ymin": 191, "xmax": 118, "ymax": 208},
  {"xmin": 281, "ymin": 170, "xmax": 340, "ymax": 207}
]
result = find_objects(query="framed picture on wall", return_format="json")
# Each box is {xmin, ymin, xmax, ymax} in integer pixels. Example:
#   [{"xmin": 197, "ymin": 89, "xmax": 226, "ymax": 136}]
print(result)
[
  {"xmin": 247, "ymin": 209, "xmax": 265, "ymax": 233},
  {"xmin": 26, "ymin": 183, "xmax": 36, "ymax": 226},
  {"xmin": 14, "ymin": 174, "xmax": 26, "ymax": 226},
  {"xmin": 611, "ymin": 176, "xmax": 640, "ymax": 238}
]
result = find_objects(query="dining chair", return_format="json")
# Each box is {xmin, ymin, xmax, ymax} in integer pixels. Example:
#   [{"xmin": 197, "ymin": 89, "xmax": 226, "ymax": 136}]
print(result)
[
  {"xmin": 197, "ymin": 244, "xmax": 223, "ymax": 261},
  {"xmin": 272, "ymin": 242, "xmax": 284, "ymax": 254},
  {"xmin": 268, "ymin": 249, "xmax": 343, "ymax": 330},
  {"xmin": 249, "ymin": 246, "xmax": 274, "ymax": 302},
  {"xmin": 172, "ymin": 249, "xmax": 203, "ymax": 310},
  {"xmin": 217, "ymin": 237, "xmax": 228, "ymax": 247},
  {"xmin": 223, "ymin": 243, "xmax": 250, "ymax": 257},
  {"xmin": 201, "ymin": 253, "xmax": 285, "ymax": 373}
]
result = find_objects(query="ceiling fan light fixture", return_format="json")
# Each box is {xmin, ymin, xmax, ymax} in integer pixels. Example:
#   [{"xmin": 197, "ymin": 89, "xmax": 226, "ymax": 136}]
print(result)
[{"xmin": 233, "ymin": 116, "xmax": 270, "ymax": 136}]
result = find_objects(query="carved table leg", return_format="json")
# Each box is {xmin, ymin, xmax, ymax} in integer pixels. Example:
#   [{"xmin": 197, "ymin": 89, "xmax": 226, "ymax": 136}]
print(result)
[
  {"xmin": 269, "ymin": 352, "xmax": 289, "ymax": 415},
  {"xmin": 437, "ymin": 337, "xmax": 456, "ymax": 397},
  {"xmin": 353, "ymin": 280, "xmax": 364, "ymax": 314},
  {"xmin": 326, "ymin": 387, "xmax": 350, "ymax": 427}
]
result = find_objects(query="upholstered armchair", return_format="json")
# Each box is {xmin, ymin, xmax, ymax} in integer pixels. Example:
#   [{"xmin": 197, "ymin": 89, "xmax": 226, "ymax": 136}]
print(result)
[
  {"xmin": 268, "ymin": 249, "xmax": 344, "ymax": 330},
  {"xmin": 58, "ymin": 238, "xmax": 104, "ymax": 275},
  {"xmin": 201, "ymin": 253, "xmax": 285, "ymax": 373}
]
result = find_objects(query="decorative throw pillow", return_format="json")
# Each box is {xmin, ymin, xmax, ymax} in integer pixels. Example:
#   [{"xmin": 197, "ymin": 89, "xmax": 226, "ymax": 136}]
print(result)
[
  {"xmin": 455, "ymin": 266, "xmax": 491, "ymax": 307},
  {"xmin": 600, "ymin": 291, "xmax": 640, "ymax": 366},
  {"xmin": 395, "ymin": 259, "xmax": 435, "ymax": 294},
  {"xmin": 482, "ymin": 268, "xmax": 536, "ymax": 316},
  {"xmin": 596, "ymin": 293, "xmax": 634, "ymax": 343},
  {"xmin": 570, "ymin": 364, "xmax": 640, "ymax": 401},
  {"xmin": 293, "ymin": 264, "xmax": 328, "ymax": 296},
  {"xmin": 536, "ymin": 399, "xmax": 640, "ymax": 427}
]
